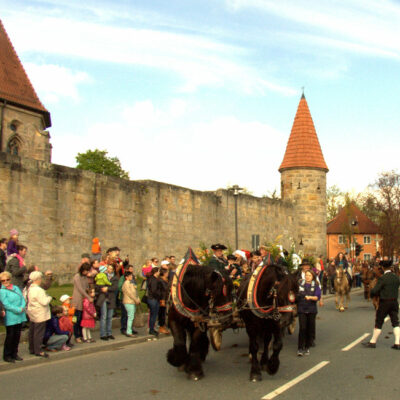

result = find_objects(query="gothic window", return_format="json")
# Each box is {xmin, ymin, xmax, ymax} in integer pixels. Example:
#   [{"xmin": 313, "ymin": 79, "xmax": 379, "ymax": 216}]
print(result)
[{"xmin": 6, "ymin": 135, "xmax": 22, "ymax": 156}]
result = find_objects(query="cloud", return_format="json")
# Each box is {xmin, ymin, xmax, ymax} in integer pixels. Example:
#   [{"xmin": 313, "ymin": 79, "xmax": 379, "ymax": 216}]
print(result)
[
  {"xmin": 52, "ymin": 98, "xmax": 286, "ymax": 195},
  {"xmin": 3, "ymin": 10, "xmax": 296, "ymax": 96},
  {"xmin": 24, "ymin": 63, "xmax": 92, "ymax": 103},
  {"xmin": 226, "ymin": 0, "xmax": 400, "ymax": 60}
]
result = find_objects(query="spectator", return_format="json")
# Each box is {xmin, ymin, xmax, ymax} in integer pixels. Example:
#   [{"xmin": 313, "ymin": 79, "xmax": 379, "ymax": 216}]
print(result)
[
  {"xmin": 71, "ymin": 263, "xmax": 92, "ymax": 343},
  {"xmin": 0, "ymin": 238, "xmax": 7, "ymax": 272},
  {"xmin": 80, "ymin": 253, "xmax": 91, "ymax": 266},
  {"xmin": 96, "ymin": 264, "xmax": 118, "ymax": 341},
  {"xmin": 91, "ymin": 237, "xmax": 102, "ymax": 262},
  {"xmin": 26, "ymin": 271, "xmax": 52, "ymax": 358},
  {"xmin": 6, "ymin": 229, "xmax": 18, "ymax": 257},
  {"xmin": 122, "ymin": 271, "xmax": 140, "ymax": 337},
  {"xmin": 151, "ymin": 258, "xmax": 160, "ymax": 269},
  {"xmin": 118, "ymin": 264, "xmax": 136, "ymax": 335},
  {"xmin": 81, "ymin": 288, "xmax": 97, "ymax": 343},
  {"xmin": 147, "ymin": 267, "xmax": 163, "ymax": 336},
  {"xmin": 95, "ymin": 265, "xmax": 111, "ymax": 287},
  {"xmin": 60, "ymin": 294, "xmax": 75, "ymax": 324},
  {"xmin": 6, "ymin": 244, "xmax": 28, "ymax": 289},
  {"xmin": 58, "ymin": 304, "xmax": 74, "ymax": 347},
  {"xmin": 0, "ymin": 271, "xmax": 26, "ymax": 363},
  {"xmin": 87, "ymin": 259, "xmax": 100, "ymax": 285},
  {"xmin": 297, "ymin": 270, "xmax": 321, "ymax": 356},
  {"xmin": 158, "ymin": 268, "xmax": 170, "ymax": 334},
  {"xmin": 169, "ymin": 255, "xmax": 177, "ymax": 269},
  {"xmin": 43, "ymin": 306, "xmax": 71, "ymax": 352},
  {"xmin": 142, "ymin": 259, "xmax": 152, "ymax": 277}
]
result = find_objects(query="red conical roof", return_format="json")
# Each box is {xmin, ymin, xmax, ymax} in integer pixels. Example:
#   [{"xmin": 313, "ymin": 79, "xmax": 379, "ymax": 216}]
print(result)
[
  {"xmin": 0, "ymin": 20, "xmax": 51, "ymax": 127},
  {"xmin": 279, "ymin": 94, "xmax": 327, "ymax": 172}
]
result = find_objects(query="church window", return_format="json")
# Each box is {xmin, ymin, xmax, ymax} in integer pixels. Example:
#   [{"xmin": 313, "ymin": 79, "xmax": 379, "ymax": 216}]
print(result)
[{"xmin": 6, "ymin": 135, "xmax": 21, "ymax": 156}]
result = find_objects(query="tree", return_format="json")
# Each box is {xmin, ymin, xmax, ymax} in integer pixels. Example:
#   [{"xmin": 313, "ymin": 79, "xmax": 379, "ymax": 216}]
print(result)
[
  {"xmin": 327, "ymin": 185, "xmax": 344, "ymax": 221},
  {"xmin": 76, "ymin": 149, "xmax": 129, "ymax": 179},
  {"xmin": 363, "ymin": 170, "xmax": 400, "ymax": 257}
]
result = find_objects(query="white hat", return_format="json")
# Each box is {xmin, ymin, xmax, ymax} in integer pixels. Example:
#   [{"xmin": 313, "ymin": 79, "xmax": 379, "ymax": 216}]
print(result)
[
  {"xmin": 60, "ymin": 294, "xmax": 71, "ymax": 303},
  {"xmin": 161, "ymin": 260, "xmax": 170, "ymax": 266},
  {"xmin": 233, "ymin": 250, "xmax": 247, "ymax": 261}
]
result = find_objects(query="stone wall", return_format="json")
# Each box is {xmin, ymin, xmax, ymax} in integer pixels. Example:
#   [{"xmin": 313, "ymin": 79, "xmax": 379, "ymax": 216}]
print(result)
[{"xmin": 0, "ymin": 153, "xmax": 300, "ymax": 282}]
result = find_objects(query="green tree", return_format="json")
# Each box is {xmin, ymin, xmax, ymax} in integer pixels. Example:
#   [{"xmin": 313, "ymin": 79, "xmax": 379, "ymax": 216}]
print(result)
[
  {"xmin": 76, "ymin": 149, "xmax": 129, "ymax": 179},
  {"xmin": 327, "ymin": 185, "xmax": 343, "ymax": 221}
]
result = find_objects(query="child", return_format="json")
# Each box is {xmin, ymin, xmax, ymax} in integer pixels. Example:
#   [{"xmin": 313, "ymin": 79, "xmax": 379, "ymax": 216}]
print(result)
[
  {"xmin": 6, "ymin": 229, "xmax": 18, "ymax": 257},
  {"xmin": 81, "ymin": 288, "xmax": 97, "ymax": 342},
  {"xmin": 91, "ymin": 237, "xmax": 102, "ymax": 262},
  {"xmin": 95, "ymin": 265, "xmax": 111, "ymax": 286},
  {"xmin": 59, "ymin": 306, "xmax": 74, "ymax": 347},
  {"xmin": 60, "ymin": 294, "xmax": 75, "ymax": 323}
]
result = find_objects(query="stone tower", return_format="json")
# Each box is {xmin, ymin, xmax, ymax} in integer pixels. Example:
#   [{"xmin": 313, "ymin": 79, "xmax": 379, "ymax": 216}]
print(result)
[
  {"xmin": 0, "ymin": 20, "xmax": 52, "ymax": 162},
  {"xmin": 279, "ymin": 94, "xmax": 328, "ymax": 257}
]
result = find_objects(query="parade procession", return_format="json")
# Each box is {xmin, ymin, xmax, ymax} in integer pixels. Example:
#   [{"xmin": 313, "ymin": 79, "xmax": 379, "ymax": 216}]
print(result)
[{"xmin": 1, "ymin": 2, "xmax": 400, "ymax": 400}]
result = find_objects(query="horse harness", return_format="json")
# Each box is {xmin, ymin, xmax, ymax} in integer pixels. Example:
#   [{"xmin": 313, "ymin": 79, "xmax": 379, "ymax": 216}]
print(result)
[{"xmin": 246, "ymin": 264, "xmax": 296, "ymax": 320}]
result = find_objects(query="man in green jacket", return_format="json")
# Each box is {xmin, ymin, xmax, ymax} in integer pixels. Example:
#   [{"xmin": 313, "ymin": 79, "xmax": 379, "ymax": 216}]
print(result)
[
  {"xmin": 363, "ymin": 260, "xmax": 400, "ymax": 350},
  {"xmin": 208, "ymin": 244, "xmax": 228, "ymax": 273}
]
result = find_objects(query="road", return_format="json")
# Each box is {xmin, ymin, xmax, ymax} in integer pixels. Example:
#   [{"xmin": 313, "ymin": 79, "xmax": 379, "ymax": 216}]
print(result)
[{"xmin": 0, "ymin": 291, "xmax": 398, "ymax": 400}]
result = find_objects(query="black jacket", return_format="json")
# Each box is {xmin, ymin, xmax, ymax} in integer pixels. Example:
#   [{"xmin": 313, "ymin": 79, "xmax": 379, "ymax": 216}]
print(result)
[
  {"xmin": 370, "ymin": 271, "xmax": 400, "ymax": 299},
  {"xmin": 147, "ymin": 276, "xmax": 164, "ymax": 301},
  {"xmin": 0, "ymin": 249, "xmax": 6, "ymax": 272}
]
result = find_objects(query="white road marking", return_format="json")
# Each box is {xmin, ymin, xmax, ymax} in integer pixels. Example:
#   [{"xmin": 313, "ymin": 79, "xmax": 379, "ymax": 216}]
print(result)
[
  {"xmin": 341, "ymin": 333, "xmax": 370, "ymax": 351},
  {"xmin": 261, "ymin": 361, "xmax": 330, "ymax": 400}
]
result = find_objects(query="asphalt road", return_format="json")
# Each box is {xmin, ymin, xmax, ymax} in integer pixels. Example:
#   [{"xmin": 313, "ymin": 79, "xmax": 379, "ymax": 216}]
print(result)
[{"xmin": 1, "ymin": 291, "xmax": 399, "ymax": 400}]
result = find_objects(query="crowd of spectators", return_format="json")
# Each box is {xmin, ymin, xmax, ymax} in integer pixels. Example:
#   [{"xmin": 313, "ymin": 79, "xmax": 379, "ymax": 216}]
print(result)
[{"xmin": 0, "ymin": 230, "xmax": 178, "ymax": 363}]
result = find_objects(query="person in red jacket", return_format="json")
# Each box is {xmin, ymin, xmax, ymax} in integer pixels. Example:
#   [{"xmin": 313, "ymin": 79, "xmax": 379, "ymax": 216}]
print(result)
[{"xmin": 81, "ymin": 288, "xmax": 97, "ymax": 343}]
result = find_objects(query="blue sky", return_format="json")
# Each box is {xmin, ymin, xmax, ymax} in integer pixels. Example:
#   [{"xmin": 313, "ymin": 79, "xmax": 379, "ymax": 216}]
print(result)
[{"xmin": 1, "ymin": 0, "xmax": 400, "ymax": 196}]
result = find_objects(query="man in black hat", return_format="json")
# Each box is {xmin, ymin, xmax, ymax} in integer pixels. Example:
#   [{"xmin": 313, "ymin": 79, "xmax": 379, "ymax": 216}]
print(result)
[
  {"xmin": 208, "ymin": 244, "xmax": 228, "ymax": 273},
  {"xmin": 363, "ymin": 259, "xmax": 400, "ymax": 349}
]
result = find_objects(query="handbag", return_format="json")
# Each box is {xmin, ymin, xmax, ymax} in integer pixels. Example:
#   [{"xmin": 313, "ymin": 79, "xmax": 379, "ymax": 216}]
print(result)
[{"xmin": 141, "ymin": 294, "xmax": 148, "ymax": 304}]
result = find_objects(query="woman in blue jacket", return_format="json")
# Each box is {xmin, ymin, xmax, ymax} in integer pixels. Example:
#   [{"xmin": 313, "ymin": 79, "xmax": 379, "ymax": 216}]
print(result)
[
  {"xmin": 297, "ymin": 270, "xmax": 321, "ymax": 356},
  {"xmin": 0, "ymin": 271, "xmax": 27, "ymax": 362}
]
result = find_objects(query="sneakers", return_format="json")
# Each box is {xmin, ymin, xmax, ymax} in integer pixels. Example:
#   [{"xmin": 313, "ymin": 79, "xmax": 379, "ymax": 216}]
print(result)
[
  {"xmin": 297, "ymin": 349, "xmax": 303, "ymax": 357},
  {"xmin": 100, "ymin": 336, "xmax": 109, "ymax": 341},
  {"xmin": 304, "ymin": 348, "xmax": 310, "ymax": 356},
  {"xmin": 61, "ymin": 344, "xmax": 71, "ymax": 351}
]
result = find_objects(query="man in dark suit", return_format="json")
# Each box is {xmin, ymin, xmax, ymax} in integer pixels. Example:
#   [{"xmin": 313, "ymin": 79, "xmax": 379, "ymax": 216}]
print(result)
[
  {"xmin": 0, "ymin": 238, "xmax": 7, "ymax": 273},
  {"xmin": 208, "ymin": 244, "xmax": 228, "ymax": 273},
  {"xmin": 363, "ymin": 260, "xmax": 400, "ymax": 349}
]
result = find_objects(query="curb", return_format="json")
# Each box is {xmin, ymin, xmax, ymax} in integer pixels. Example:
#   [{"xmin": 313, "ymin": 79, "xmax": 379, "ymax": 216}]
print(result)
[{"xmin": 0, "ymin": 331, "xmax": 171, "ymax": 372}]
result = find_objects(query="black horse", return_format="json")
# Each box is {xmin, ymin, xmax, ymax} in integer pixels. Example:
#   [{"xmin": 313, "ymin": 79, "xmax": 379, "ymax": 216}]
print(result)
[
  {"xmin": 167, "ymin": 264, "xmax": 233, "ymax": 380},
  {"xmin": 239, "ymin": 264, "xmax": 298, "ymax": 382}
]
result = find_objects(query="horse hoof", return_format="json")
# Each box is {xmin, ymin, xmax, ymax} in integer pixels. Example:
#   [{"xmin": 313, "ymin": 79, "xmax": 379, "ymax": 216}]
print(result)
[
  {"xmin": 250, "ymin": 374, "xmax": 262, "ymax": 382},
  {"xmin": 339, "ymin": 307, "xmax": 344, "ymax": 312},
  {"xmin": 188, "ymin": 373, "xmax": 203, "ymax": 381}
]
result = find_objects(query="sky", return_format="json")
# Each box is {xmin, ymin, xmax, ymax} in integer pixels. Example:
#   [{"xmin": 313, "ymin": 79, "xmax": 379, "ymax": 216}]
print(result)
[{"xmin": 1, "ymin": 0, "xmax": 400, "ymax": 196}]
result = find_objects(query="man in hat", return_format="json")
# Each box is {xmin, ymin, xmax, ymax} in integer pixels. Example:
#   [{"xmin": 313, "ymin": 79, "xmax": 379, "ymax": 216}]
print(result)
[
  {"xmin": 208, "ymin": 244, "xmax": 228, "ymax": 273},
  {"xmin": 363, "ymin": 259, "xmax": 400, "ymax": 349}
]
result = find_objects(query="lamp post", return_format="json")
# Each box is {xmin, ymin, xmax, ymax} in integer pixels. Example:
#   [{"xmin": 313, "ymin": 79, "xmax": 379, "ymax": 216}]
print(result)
[{"xmin": 229, "ymin": 185, "xmax": 243, "ymax": 249}]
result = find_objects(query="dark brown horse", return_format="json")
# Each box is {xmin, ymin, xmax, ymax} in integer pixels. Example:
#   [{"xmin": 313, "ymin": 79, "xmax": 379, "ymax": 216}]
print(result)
[
  {"xmin": 238, "ymin": 264, "xmax": 298, "ymax": 382},
  {"xmin": 167, "ymin": 264, "xmax": 233, "ymax": 380},
  {"xmin": 369, "ymin": 265, "xmax": 384, "ymax": 310}
]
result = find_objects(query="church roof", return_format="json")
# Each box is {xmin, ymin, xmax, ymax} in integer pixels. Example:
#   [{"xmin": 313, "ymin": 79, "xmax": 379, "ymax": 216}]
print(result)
[
  {"xmin": 327, "ymin": 203, "xmax": 380, "ymax": 234},
  {"xmin": 0, "ymin": 20, "xmax": 51, "ymax": 127},
  {"xmin": 279, "ymin": 94, "xmax": 327, "ymax": 172}
]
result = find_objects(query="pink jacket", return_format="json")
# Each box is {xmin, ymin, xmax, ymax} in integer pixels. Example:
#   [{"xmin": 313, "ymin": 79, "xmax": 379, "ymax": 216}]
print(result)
[{"xmin": 82, "ymin": 298, "xmax": 96, "ymax": 321}]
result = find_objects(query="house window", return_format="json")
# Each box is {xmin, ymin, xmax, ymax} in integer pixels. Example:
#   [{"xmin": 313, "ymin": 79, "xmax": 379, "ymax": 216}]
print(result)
[
  {"xmin": 364, "ymin": 253, "xmax": 371, "ymax": 261},
  {"xmin": 6, "ymin": 135, "xmax": 21, "ymax": 156},
  {"xmin": 338, "ymin": 235, "xmax": 345, "ymax": 244},
  {"xmin": 364, "ymin": 235, "xmax": 371, "ymax": 244}
]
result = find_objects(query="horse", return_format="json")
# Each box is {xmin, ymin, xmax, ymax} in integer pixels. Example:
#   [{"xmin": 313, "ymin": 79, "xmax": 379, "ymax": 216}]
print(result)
[
  {"xmin": 369, "ymin": 265, "xmax": 384, "ymax": 310},
  {"xmin": 238, "ymin": 264, "xmax": 298, "ymax": 382},
  {"xmin": 334, "ymin": 267, "xmax": 350, "ymax": 311},
  {"xmin": 166, "ymin": 264, "xmax": 233, "ymax": 380},
  {"xmin": 361, "ymin": 263, "xmax": 375, "ymax": 301}
]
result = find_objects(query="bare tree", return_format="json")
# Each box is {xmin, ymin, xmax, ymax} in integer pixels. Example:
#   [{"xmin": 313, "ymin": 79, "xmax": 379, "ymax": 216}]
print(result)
[{"xmin": 363, "ymin": 171, "xmax": 400, "ymax": 257}]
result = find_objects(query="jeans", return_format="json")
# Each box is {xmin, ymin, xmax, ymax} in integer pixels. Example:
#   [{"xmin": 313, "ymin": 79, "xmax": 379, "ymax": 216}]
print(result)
[
  {"xmin": 124, "ymin": 304, "xmax": 136, "ymax": 335},
  {"xmin": 46, "ymin": 334, "xmax": 68, "ymax": 350},
  {"xmin": 147, "ymin": 298, "xmax": 159, "ymax": 331},
  {"xmin": 355, "ymin": 274, "xmax": 362, "ymax": 287},
  {"xmin": 4, "ymin": 323, "xmax": 22, "ymax": 360},
  {"xmin": 73, "ymin": 309, "xmax": 83, "ymax": 339},
  {"xmin": 100, "ymin": 302, "xmax": 114, "ymax": 337},
  {"xmin": 120, "ymin": 302, "xmax": 127, "ymax": 333}
]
